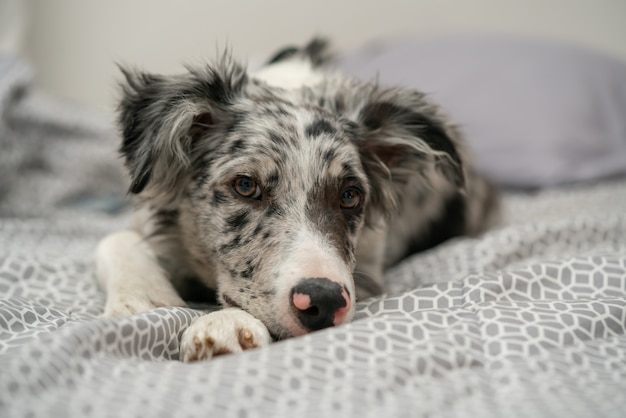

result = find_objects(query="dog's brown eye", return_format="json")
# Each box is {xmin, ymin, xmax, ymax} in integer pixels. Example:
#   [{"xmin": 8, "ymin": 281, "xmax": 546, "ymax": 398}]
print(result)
[
  {"xmin": 233, "ymin": 176, "xmax": 261, "ymax": 199},
  {"xmin": 340, "ymin": 188, "xmax": 362, "ymax": 210}
]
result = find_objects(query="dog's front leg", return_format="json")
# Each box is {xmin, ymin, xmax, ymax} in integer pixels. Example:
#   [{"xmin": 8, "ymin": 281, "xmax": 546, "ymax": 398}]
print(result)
[
  {"xmin": 180, "ymin": 308, "xmax": 272, "ymax": 362},
  {"xmin": 96, "ymin": 230, "xmax": 187, "ymax": 317}
]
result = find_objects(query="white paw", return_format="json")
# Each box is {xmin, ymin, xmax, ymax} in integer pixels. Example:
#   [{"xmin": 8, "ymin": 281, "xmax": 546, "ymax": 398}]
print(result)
[{"xmin": 179, "ymin": 308, "xmax": 272, "ymax": 362}]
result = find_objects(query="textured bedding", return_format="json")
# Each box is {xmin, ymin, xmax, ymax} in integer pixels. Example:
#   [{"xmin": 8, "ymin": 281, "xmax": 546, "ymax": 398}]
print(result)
[{"xmin": 1, "ymin": 56, "xmax": 626, "ymax": 418}]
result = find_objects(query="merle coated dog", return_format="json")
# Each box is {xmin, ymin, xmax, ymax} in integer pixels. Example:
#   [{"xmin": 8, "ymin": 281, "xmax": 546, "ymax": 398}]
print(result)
[{"xmin": 96, "ymin": 39, "xmax": 499, "ymax": 362}]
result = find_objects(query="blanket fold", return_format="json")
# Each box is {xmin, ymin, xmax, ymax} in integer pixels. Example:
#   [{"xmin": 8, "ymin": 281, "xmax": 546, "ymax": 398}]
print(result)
[{"xmin": 1, "ymin": 56, "xmax": 625, "ymax": 418}]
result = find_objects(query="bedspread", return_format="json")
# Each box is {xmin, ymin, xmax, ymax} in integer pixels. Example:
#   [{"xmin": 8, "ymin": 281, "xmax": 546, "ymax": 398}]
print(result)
[{"xmin": 1, "ymin": 56, "xmax": 625, "ymax": 418}]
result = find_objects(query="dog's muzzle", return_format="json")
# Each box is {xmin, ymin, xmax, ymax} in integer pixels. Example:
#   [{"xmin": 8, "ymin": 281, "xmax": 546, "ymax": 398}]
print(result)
[{"xmin": 290, "ymin": 277, "xmax": 351, "ymax": 331}]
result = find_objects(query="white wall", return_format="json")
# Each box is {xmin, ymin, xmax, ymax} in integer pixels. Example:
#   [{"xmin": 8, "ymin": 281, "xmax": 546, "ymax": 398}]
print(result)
[{"xmin": 11, "ymin": 0, "xmax": 626, "ymax": 112}]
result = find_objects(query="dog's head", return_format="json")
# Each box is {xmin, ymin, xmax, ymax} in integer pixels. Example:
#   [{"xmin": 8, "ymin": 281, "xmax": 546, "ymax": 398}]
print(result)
[{"xmin": 117, "ymin": 55, "xmax": 465, "ymax": 339}]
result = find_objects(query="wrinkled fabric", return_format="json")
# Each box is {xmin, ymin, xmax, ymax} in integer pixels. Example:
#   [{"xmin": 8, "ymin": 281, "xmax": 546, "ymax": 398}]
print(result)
[{"xmin": 1, "ymin": 56, "xmax": 626, "ymax": 418}]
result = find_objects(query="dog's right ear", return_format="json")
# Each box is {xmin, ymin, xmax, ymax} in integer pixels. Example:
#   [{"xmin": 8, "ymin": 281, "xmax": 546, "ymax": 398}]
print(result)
[{"xmin": 117, "ymin": 59, "xmax": 248, "ymax": 198}]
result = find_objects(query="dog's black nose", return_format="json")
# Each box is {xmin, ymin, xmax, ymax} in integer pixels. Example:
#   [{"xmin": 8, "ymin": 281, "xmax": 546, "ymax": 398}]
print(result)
[{"xmin": 291, "ymin": 278, "xmax": 351, "ymax": 331}]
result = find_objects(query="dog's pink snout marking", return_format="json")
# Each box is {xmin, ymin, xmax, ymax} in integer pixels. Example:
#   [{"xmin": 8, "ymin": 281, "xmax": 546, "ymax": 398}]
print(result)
[
  {"xmin": 291, "ymin": 278, "xmax": 351, "ymax": 331},
  {"xmin": 334, "ymin": 288, "xmax": 351, "ymax": 325},
  {"xmin": 293, "ymin": 293, "xmax": 313, "ymax": 311}
]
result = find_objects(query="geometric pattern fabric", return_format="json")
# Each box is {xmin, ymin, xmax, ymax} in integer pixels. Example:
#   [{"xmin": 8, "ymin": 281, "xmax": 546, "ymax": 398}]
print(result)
[
  {"xmin": 2, "ymin": 178, "xmax": 625, "ymax": 418},
  {"xmin": 1, "ymin": 55, "xmax": 625, "ymax": 418}
]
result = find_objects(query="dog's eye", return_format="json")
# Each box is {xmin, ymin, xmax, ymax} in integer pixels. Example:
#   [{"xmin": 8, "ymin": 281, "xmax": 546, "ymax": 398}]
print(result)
[
  {"xmin": 233, "ymin": 176, "xmax": 262, "ymax": 199},
  {"xmin": 340, "ymin": 188, "xmax": 362, "ymax": 210}
]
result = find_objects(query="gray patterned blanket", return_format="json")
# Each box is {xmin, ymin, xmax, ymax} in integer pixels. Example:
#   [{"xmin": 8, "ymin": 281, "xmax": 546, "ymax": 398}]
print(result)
[{"xmin": 1, "ymin": 56, "xmax": 625, "ymax": 418}]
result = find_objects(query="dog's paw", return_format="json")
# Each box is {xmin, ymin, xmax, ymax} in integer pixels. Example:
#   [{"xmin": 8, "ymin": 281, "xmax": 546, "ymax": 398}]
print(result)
[{"xmin": 179, "ymin": 308, "xmax": 271, "ymax": 362}]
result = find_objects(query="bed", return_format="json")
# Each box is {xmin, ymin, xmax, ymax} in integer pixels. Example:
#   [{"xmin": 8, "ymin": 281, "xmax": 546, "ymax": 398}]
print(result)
[{"xmin": 1, "ymin": 36, "xmax": 626, "ymax": 417}]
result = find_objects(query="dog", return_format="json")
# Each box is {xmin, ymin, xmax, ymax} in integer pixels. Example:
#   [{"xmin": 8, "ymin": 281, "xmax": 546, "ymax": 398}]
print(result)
[{"xmin": 96, "ymin": 39, "xmax": 499, "ymax": 362}]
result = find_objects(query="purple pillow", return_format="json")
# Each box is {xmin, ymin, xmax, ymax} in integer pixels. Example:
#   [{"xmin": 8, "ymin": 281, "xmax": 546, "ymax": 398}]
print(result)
[{"xmin": 338, "ymin": 36, "xmax": 626, "ymax": 188}]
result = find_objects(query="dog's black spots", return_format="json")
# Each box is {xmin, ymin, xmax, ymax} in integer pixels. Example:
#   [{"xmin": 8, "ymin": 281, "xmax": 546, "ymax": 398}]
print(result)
[
  {"xmin": 192, "ymin": 154, "xmax": 215, "ymax": 181},
  {"xmin": 222, "ymin": 293, "xmax": 242, "ymax": 309},
  {"xmin": 212, "ymin": 190, "xmax": 227, "ymax": 207},
  {"xmin": 267, "ymin": 144, "xmax": 287, "ymax": 162},
  {"xmin": 182, "ymin": 65, "xmax": 248, "ymax": 107},
  {"xmin": 260, "ymin": 107, "xmax": 284, "ymax": 121},
  {"xmin": 262, "ymin": 288, "xmax": 277, "ymax": 297},
  {"xmin": 127, "ymin": 154, "xmax": 154, "ymax": 194},
  {"xmin": 225, "ymin": 112, "xmax": 246, "ymax": 134},
  {"xmin": 265, "ymin": 170, "xmax": 280, "ymax": 191},
  {"xmin": 250, "ymin": 220, "xmax": 266, "ymax": 239},
  {"xmin": 192, "ymin": 192, "xmax": 207, "ymax": 201},
  {"xmin": 262, "ymin": 231, "xmax": 272, "ymax": 240},
  {"xmin": 228, "ymin": 269, "xmax": 239, "ymax": 278},
  {"xmin": 226, "ymin": 210, "xmax": 250, "ymax": 231},
  {"xmin": 240, "ymin": 266, "xmax": 254, "ymax": 279},
  {"xmin": 341, "ymin": 119, "xmax": 359, "ymax": 133},
  {"xmin": 403, "ymin": 193, "xmax": 467, "ymax": 258},
  {"xmin": 200, "ymin": 77, "xmax": 233, "ymax": 105},
  {"xmin": 341, "ymin": 163, "xmax": 358, "ymax": 179},
  {"xmin": 275, "ymin": 106, "xmax": 293, "ymax": 119},
  {"xmin": 155, "ymin": 209, "xmax": 179, "ymax": 228},
  {"xmin": 130, "ymin": 168, "xmax": 152, "ymax": 194},
  {"xmin": 268, "ymin": 131, "xmax": 289, "ymax": 148},
  {"xmin": 266, "ymin": 204, "xmax": 284, "ymax": 218},
  {"xmin": 322, "ymin": 148, "xmax": 337, "ymax": 162},
  {"xmin": 219, "ymin": 234, "xmax": 242, "ymax": 254},
  {"xmin": 240, "ymin": 236, "xmax": 253, "ymax": 247},
  {"xmin": 240, "ymin": 258, "xmax": 256, "ymax": 279},
  {"xmin": 267, "ymin": 46, "xmax": 299, "ymax": 64},
  {"xmin": 274, "ymin": 118, "xmax": 293, "ymax": 133},
  {"xmin": 228, "ymin": 138, "xmax": 247, "ymax": 154},
  {"xmin": 146, "ymin": 209, "xmax": 180, "ymax": 240},
  {"xmin": 306, "ymin": 119, "xmax": 335, "ymax": 138},
  {"xmin": 361, "ymin": 101, "xmax": 396, "ymax": 131}
]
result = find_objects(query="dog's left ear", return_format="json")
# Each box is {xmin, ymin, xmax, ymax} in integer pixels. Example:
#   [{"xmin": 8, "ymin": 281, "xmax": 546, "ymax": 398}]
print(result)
[{"xmin": 351, "ymin": 91, "xmax": 466, "ymax": 217}]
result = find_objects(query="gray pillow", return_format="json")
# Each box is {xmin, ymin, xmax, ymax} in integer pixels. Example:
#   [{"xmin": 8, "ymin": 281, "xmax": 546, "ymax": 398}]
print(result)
[{"xmin": 338, "ymin": 36, "xmax": 626, "ymax": 188}]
